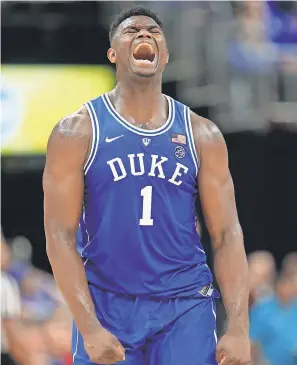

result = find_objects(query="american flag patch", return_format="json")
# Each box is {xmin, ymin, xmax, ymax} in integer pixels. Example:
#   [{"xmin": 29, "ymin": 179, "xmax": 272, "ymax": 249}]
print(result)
[{"xmin": 171, "ymin": 133, "xmax": 187, "ymax": 145}]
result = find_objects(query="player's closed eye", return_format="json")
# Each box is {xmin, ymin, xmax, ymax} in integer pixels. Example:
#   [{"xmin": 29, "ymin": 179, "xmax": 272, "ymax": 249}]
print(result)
[
  {"xmin": 124, "ymin": 28, "xmax": 138, "ymax": 34},
  {"xmin": 150, "ymin": 28, "xmax": 161, "ymax": 33}
]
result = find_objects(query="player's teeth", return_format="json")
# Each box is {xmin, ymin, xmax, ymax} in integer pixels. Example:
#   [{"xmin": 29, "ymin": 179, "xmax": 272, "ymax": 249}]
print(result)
[{"xmin": 134, "ymin": 43, "xmax": 153, "ymax": 53}]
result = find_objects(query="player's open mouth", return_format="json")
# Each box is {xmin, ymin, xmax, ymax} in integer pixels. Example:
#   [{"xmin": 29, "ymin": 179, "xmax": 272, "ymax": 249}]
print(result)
[{"xmin": 132, "ymin": 42, "xmax": 156, "ymax": 66}]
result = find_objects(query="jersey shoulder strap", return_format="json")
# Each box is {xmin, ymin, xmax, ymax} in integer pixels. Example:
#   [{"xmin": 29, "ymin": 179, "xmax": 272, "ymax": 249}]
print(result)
[
  {"xmin": 83, "ymin": 95, "xmax": 104, "ymax": 175},
  {"xmin": 170, "ymin": 98, "xmax": 199, "ymax": 175}
]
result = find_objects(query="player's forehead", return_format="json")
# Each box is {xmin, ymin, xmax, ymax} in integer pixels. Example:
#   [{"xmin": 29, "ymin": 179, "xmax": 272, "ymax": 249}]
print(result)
[{"xmin": 119, "ymin": 15, "xmax": 161, "ymax": 32}]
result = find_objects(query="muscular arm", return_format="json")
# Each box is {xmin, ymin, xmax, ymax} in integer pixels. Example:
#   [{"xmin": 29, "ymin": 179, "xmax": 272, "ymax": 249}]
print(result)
[
  {"xmin": 192, "ymin": 113, "xmax": 249, "ymax": 333},
  {"xmin": 43, "ymin": 106, "xmax": 100, "ymax": 335}
]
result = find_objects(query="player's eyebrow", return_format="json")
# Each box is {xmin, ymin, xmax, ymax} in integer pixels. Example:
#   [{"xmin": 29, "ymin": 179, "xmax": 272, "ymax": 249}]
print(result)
[
  {"xmin": 147, "ymin": 25, "xmax": 161, "ymax": 31},
  {"xmin": 123, "ymin": 24, "xmax": 161, "ymax": 32}
]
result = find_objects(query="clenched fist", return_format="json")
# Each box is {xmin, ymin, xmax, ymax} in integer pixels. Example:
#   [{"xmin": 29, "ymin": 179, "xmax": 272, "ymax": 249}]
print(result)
[
  {"xmin": 83, "ymin": 325, "xmax": 125, "ymax": 364},
  {"xmin": 216, "ymin": 329, "xmax": 251, "ymax": 365}
]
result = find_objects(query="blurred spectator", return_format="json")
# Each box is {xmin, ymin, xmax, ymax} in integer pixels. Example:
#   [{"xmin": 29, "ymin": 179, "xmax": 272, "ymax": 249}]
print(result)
[
  {"xmin": 1, "ymin": 233, "xmax": 68, "ymax": 365},
  {"xmin": 20, "ymin": 268, "xmax": 62, "ymax": 322},
  {"xmin": 249, "ymin": 267, "xmax": 297, "ymax": 365},
  {"xmin": 1, "ymin": 235, "xmax": 35, "ymax": 365},
  {"xmin": 266, "ymin": 1, "xmax": 297, "ymax": 46},
  {"xmin": 11, "ymin": 236, "xmax": 33, "ymax": 265},
  {"xmin": 42, "ymin": 307, "xmax": 72, "ymax": 365},
  {"xmin": 281, "ymin": 252, "xmax": 297, "ymax": 278},
  {"xmin": 248, "ymin": 251, "xmax": 276, "ymax": 307},
  {"xmin": 1, "ymin": 235, "xmax": 13, "ymax": 272},
  {"xmin": 228, "ymin": 1, "xmax": 278, "ymax": 73},
  {"xmin": 3, "ymin": 235, "xmax": 63, "ymax": 323},
  {"xmin": 1, "ymin": 270, "xmax": 21, "ymax": 365}
]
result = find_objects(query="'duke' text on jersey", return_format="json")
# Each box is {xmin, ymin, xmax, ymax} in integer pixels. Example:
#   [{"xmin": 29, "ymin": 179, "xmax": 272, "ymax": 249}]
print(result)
[{"xmin": 107, "ymin": 153, "xmax": 189, "ymax": 186}]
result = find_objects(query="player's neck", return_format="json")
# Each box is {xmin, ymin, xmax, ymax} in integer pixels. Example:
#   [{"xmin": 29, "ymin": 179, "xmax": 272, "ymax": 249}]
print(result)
[
  {"xmin": 117, "ymin": 76, "xmax": 162, "ymax": 97},
  {"xmin": 110, "ymin": 80, "xmax": 165, "ymax": 125}
]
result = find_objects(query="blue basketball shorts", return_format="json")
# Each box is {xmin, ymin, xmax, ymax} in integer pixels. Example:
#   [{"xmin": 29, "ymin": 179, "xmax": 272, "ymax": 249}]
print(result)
[{"xmin": 72, "ymin": 285, "xmax": 218, "ymax": 365}]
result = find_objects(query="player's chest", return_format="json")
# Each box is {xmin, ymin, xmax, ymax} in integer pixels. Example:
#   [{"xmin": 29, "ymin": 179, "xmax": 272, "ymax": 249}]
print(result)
[{"xmin": 96, "ymin": 131, "xmax": 194, "ymax": 185}]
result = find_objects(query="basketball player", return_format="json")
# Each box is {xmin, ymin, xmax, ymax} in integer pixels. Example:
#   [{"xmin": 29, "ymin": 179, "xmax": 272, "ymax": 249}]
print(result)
[{"xmin": 43, "ymin": 6, "xmax": 250, "ymax": 365}]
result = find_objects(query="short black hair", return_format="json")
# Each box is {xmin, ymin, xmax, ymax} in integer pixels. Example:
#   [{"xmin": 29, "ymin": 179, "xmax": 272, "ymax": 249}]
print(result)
[{"xmin": 109, "ymin": 6, "xmax": 163, "ymax": 43}]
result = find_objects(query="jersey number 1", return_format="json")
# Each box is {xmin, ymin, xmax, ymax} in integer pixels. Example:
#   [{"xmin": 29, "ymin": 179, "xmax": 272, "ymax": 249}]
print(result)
[{"xmin": 139, "ymin": 186, "xmax": 154, "ymax": 226}]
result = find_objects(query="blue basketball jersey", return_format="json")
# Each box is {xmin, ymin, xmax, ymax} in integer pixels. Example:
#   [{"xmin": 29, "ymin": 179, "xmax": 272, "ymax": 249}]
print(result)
[{"xmin": 77, "ymin": 93, "xmax": 215, "ymax": 298}]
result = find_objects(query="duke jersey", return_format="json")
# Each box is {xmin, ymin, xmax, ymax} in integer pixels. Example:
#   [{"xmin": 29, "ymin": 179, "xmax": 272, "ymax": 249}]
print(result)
[{"xmin": 77, "ymin": 93, "xmax": 215, "ymax": 298}]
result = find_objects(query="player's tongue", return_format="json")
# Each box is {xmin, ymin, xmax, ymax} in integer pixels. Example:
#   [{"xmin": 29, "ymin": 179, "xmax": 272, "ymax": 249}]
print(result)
[{"xmin": 133, "ymin": 43, "xmax": 155, "ymax": 63}]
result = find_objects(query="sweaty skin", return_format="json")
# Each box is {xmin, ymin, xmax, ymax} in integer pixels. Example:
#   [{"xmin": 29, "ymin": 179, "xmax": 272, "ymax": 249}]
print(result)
[
  {"xmin": 44, "ymin": 13, "xmax": 250, "ymax": 365},
  {"xmin": 191, "ymin": 113, "xmax": 250, "ymax": 365},
  {"xmin": 43, "ymin": 106, "xmax": 125, "ymax": 364}
]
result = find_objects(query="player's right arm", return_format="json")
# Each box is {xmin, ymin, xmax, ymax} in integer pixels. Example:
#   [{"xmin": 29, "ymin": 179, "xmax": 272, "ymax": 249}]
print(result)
[{"xmin": 43, "ymin": 106, "xmax": 125, "ymax": 364}]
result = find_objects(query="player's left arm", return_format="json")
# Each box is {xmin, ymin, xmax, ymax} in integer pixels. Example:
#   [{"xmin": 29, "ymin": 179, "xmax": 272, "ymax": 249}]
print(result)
[{"xmin": 191, "ymin": 112, "xmax": 250, "ymax": 365}]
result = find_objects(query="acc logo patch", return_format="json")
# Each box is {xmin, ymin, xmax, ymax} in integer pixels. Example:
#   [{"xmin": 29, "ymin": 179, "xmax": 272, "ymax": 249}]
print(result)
[
  {"xmin": 142, "ymin": 138, "xmax": 151, "ymax": 147},
  {"xmin": 174, "ymin": 145, "xmax": 186, "ymax": 159}
]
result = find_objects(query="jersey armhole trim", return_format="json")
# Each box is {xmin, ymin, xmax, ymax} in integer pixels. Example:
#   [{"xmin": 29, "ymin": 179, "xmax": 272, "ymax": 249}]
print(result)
[
  {"xmin": 84, "ymin": 101, "xmax": 100, "ymax": 175},
  {"xmin": 184, "ymin": 106, "xmax": 199, "ymax": 176}
]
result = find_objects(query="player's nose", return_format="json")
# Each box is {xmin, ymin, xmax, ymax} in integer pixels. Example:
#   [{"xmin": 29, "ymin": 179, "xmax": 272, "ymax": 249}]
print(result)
[{"xmin": 136, "ymin": 30, "xmax": 152, "ymax": 40}]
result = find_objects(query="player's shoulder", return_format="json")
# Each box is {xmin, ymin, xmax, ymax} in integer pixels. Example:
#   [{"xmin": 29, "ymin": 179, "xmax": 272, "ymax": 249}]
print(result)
[
  {"xmin": 48, "ymin": 105, "xmax": 92, "ymax": 149},
  {"xmin": 170, "ymin": 96, "xmax": 217, "ymax": 134},
  {"xmin": 172, "ymin": 97, "xmax": 224, "ymax": 149},
  {"xmin": 46, "ymin": 105, "xmax": 92, "ymax": 163},
  {"xmin": 187, "ymin": 110, "xmax": 227, "ymax": 165},
  {"xmin": 185, "ymin": 110, "xmax": 227, "ymax": 155},
  {"xmin": 189, "ymin": 110, "xmax": 223, "ymax": 143}
]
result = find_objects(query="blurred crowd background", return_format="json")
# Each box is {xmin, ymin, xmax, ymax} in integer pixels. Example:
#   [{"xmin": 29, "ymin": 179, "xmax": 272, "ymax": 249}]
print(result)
[{"xmin": 1, "ymin": 1, "xmax": 297, "ymax": 365}]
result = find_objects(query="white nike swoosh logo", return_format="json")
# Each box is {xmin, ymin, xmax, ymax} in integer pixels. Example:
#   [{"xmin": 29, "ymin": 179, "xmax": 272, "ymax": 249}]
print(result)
[{"xmin": 105, "ymin": 135, "xmax": 124, "ymax": 143}]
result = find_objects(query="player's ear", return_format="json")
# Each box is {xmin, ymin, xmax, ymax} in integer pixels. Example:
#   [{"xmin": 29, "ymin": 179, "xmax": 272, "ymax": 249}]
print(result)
[
  {"xmin": 107, "ymin": 48, "xmax": 117, "ymax": 64},
  {"xmin": 165, "ymin": 48, "xmax": 169, "ymax": 64}
]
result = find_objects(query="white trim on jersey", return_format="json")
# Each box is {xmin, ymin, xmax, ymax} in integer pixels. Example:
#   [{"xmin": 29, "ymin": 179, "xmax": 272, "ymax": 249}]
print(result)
[
  {"xmin": 186, "ymin": 107, "xmax": 200, "ymax": 169},
  {"xmin": 211, "ymin": 299, "xmax": 218, "ymax": 344},
  {"xmin": 102, "ymin": 93, "xmax": 176, "ymax": 136},
  {"xmin": 72, "ymin": 328, "xmax": 79, "ymax": 365},
  {"xmin": 84, "ymin": 101, "xmax": 100, "ymax": 176},
  {"xmin": 184, "ymin": 106, "xmax": 199, "ymax": 176},
  {"xmin": 83, "ymin": 102, "xmax": 96, "ymax": 172},
  {"xmin": 82, "ymin": 206, "xmax": 90, "ymax": 244},
  {"xmin": 196, "ymin": 245, "xmax": 206, "ymax": 254},
  {"xmin": 1, "ymin": 272, "xmax": 21, "ymax": 320},
  {"xmin": 80, "ymin": 205, "xmax": 92, "ymax": 255}
]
